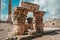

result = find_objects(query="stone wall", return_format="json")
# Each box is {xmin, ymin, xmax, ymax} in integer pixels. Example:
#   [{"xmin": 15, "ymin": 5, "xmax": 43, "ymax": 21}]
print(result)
[{"xmin": 44, "ymin": 19, "xmax": 60, "ymax": 28}]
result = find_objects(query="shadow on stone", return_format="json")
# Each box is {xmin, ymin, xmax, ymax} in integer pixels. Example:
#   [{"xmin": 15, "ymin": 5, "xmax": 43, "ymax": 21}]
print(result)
[
  {"xmin": 20, "ymin": 33, "xmax": 43, "ymax": 40},
  {"xmin": 20, "ymin": 29, "xmax": 60, "ymax": 40},
  {"xmin": 6, "ymin": 37, "xmax": 17, "ymax": 40},
  {"xmin": 6, "ymin": 29, "xmax": 60, "ymax": 40},
  {"xmin": 44, "ymin": 29, "xmax": 60, "ymax": 35}
]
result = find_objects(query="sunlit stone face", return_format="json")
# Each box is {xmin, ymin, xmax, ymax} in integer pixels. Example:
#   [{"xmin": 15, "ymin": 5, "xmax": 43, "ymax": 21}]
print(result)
[
  {"xmin": 12, "ymin": 7, "xmax": 29, "ymax": 35},
  {"xmin": 13, "ymin": 7, "xmax": 28, "ymax": 24}
]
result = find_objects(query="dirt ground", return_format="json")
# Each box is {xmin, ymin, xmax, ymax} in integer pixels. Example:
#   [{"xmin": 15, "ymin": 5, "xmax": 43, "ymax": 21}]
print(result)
[
  {"xmin": 32, "ymin": 34, "xmax": 60, "ymax": 40},
  {"xmin": 0, "ymin": 23, "xmax": 60, "ymax": 40}
]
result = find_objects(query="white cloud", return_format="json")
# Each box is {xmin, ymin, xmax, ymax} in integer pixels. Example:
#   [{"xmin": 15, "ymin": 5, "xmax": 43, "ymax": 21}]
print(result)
[
  {"xmin": 18, "ymin": 0, "xmax": 22, "ymax": 6},
  {"xmin": 1, "ymin": 0, "xmax": 7, "ymax": 21},
  {"xmin": 1, "ymin": 13, "xmax": 8, "ymax": 21},
  {"xmin": 27, "ymin": 12, "xmax": 34, "ymax": 18},
  {"xmin": 1, "ymin": 2, "xmax": 6, "ymax": 11},
  {"xmin": 32, "ymin": 0, "xmax": 47, "ymax": 10},
  {"xmin": 47, "ymin": 0, "xmax": 60, "ymax": 19}
]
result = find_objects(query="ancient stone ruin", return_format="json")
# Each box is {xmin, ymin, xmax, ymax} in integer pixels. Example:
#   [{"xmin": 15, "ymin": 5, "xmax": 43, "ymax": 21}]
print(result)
[
  {"xmin": 13, "ymin": 1, "xmax": 45, "ymax": 35},
  {"xmin": 7, "ymin": 0, "xmax": 12, "ymax": 23}
]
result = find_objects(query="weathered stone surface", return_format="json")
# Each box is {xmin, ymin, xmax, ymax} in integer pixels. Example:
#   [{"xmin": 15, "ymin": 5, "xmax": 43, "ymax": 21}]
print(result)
[
  {"xmin": 13, "ymin": 7, "xmax": 28, "ymax": 35},
  {"xmin": 21, "ymin": 2, "xmax": 39, "ymax": 12},
  {"xmin": 27, "ymin": 18, "xmax": 34, "ymax": 30},
  {"xmin": 34, "ymin": 11, "xmax": 45, "ymax": 33}
]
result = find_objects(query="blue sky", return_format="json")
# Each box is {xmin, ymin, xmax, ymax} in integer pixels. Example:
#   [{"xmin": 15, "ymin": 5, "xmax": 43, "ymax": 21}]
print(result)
[
  {"xmin": 1, "ymin": 0, "xmax": 60, "ymax": 21},
  {"xmin": 1, "ymin": 0, "xmax": 20, "ymax": 21}
]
